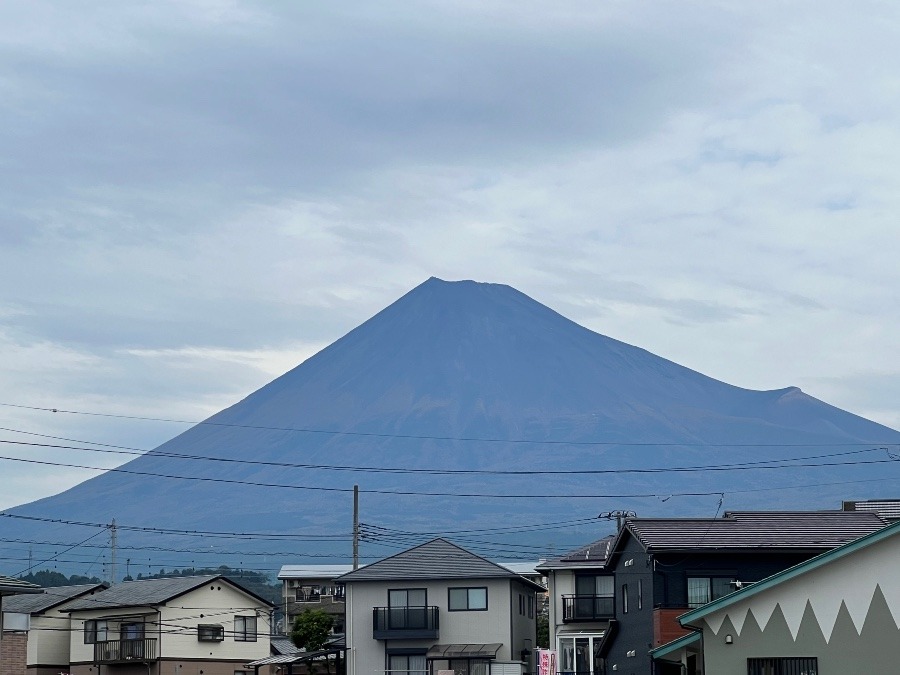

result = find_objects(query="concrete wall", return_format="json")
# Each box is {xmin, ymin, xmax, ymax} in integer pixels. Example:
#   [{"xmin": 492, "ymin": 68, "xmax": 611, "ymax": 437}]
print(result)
[
  {"xmin": 700, "ymin": 532, "xmax": 900, "ymax": 675},
  {"xmin": 346, "ymin": 578, "xmax": 525, "ymax": 675}
]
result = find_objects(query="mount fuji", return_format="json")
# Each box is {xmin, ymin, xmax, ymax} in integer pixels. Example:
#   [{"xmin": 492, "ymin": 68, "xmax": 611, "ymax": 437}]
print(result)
[{"xmin": 3, "ymin": 278, "xmax": 898, "ymax": 573}]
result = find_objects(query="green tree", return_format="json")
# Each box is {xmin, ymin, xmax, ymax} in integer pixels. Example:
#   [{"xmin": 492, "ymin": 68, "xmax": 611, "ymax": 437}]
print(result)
[
  {"xmin": 536, "ymin": 613, "xmax": 549, "ymax": 648},
  {"xmin": 291, "ymin": 609, "xmax": 335, "ymax": 674}
]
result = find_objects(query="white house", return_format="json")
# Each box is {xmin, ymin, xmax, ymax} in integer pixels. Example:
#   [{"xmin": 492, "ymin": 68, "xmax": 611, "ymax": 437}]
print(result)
[
  {"xmin": 62, "ymin": 575, "xmax": 273, "ymax": 675},
  {"xmin": 338, "ymin": 538, "xmax": 544, "ymax": 675}
]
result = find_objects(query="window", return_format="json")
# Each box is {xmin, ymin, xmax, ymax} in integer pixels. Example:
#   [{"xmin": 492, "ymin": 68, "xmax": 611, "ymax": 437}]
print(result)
[
  {"xmin": 448, "ymin": 587, "xmax": 487, "ymax": 611},
  {"xmin": 621, "ymin": 584, "xmax": 628, "ymax": 614},
  {"xmin": 687, "ymin": 576, "xmax": 735, "ymax": 609},
  {"xmin": 747, "ymin": 657, "xmax": 818, "ymax": 675},
  {"xmin": 198, "ymin": 624, "xmax": 225, "ymax": 642},
  {"xmin": 519, "ymin": 593, "xmax": 525, "ymax": 615},
  {"xmin": 638, "ymin": 579, "xmax": 643, "ymax": 610},
  {"xmin": 528, "ymin": 593, "xmax": 534, "ymax": 619},
  {"xmin": 568, "ymin": 575, "xmax": 615, "ymax": 620},
  {"xmin": 84, "ymin": 620, "xmax": 108, "ymax": 644},
  {"xmin": 388, "ymin": 589, "xmax": 428, "ymax": 629},
  {"xmin": 389, "ymin": 588, "xmax": 427, "ymax": 607},
  {"xmin": 388, "ymin": 653, "xmax": 426, "ymax": 675},
  {"xmin": 234, "ymin": 615, "xmax": 257, "ymax": 642},
  {"xmin": 558, "ymin": 634, "xmax": 605, "ymax": 675},
  {"xmin": 120, "ymin": 622, "xmax": 144, "ymax": 641}
]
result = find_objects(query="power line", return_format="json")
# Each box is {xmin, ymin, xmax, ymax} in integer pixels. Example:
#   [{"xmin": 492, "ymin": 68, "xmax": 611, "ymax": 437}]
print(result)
[
  {"xmin": 2, "ymin": 451, "xmax": 899, "ymax": 500},
  {"xmin": 2, "ymin": 401, "xmax": 897, "ymax": 447},
  {"xmin": 0, "ymin": 435, "xmax": 891, "ymax": 476}
]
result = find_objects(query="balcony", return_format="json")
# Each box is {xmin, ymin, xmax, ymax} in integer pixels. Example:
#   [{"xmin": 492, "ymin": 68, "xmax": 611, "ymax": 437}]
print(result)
[
  {"xmin": 561, "ymin": 595, "xmax": 615, "ymax": 622},
  {"xmin": 372, "ymin": 606, "xmax": 439, "ymax": 640},
  {"xmin": 94, "ymin": 639, "xmax": 158, "ymax": 664}
]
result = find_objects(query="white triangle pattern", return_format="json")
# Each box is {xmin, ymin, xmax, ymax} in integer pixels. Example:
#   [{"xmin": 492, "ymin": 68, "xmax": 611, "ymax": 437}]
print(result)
[{"xmin": 704, "ymin": 611, "xmax": 726, "ymax": 636}]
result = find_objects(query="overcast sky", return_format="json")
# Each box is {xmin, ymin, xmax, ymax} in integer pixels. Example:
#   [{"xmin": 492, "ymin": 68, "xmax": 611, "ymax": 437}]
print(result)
[{"xmin": 1, "ymin": 0, "xmax": 899, "ymax": 511}]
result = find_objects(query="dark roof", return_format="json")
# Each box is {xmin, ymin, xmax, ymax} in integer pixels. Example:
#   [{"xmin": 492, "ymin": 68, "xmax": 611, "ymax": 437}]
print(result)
[
  {"xmin": 537, "ymin": 535, "xmax": 615, "ymax": 571},
  {"xmin": 623, "ymin": 511, "xmax": 887, "ymax": 552},
  {"xmin": 1, "ymin": 583, "xmax": 107, "ymax": 614},
  {"xmin": 337, "ymin": 539, "xmax": 542, "ymax": 588},
  {"xmin": 63, "ymin": 574, "xmax": 274, "ymax": 612},
  {"xmin": 0, "ymin": 575, "xmax": 42, "ymax": 596},
  {"xmin": 842, "ymin": 499, "xmax": 900, "ymax": 522},
  {"xmin": 426, "ymin": 643, "xmax": 503, "ymax": 659}
]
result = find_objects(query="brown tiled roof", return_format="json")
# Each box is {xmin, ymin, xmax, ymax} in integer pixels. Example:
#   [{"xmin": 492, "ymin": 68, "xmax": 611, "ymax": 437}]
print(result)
[{"xmin": 626, "ymin": 511, "xmax": 887, "ymax": 551}]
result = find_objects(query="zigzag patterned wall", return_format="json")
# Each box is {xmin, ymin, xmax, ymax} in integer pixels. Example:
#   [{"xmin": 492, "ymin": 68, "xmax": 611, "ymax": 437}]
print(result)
[{"xmin": 702, "ymin": 531, "xmax": 900, "ymax": 643}]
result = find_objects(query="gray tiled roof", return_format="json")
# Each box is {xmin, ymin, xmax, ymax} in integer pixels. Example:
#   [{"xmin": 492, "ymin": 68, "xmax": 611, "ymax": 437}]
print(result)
[
  {"xmin": 537, "ymin": 536, "xmax": 615, "ymax": 571},
  {"xmin": 0, "ymin": 574, "xmax": 41, "ymax": 595},
  {"xmin": 271, "ymin": 637, "xmax": 303, "ymax": 655},
  {"xmin": 337, "ymin": 539, "xmax": 529, "ymax": 583},
  {"xmin": 626, "ymin": 511, "xmax": 887, "ymax": 551},
  {"xmin": 2, "ymin": 583, "xmax": 107, "ymax": 614},
  {"xmin": 63, "ymin": 574, "xmax": 272, "ymax": 612}
]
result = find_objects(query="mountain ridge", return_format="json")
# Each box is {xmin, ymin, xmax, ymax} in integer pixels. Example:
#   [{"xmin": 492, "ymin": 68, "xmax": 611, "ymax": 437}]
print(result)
[{"xmin": 3, "ymin": 278, "xmax": 898, "ymax": 573}]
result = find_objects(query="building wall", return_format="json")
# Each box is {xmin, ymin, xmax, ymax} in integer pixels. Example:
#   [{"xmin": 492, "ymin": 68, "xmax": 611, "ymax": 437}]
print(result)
[
  {"xmin": 69, "ymin": 583, "xmax": 270, "ymax": 666},
  {"xmin": 700, "ymin": 533, "xmax": 900, "ymax": 675},
  {"xmin": 605, "ymin": 535, "xmax": 653, "ymax": 675},
  {"xmin": 1, "ymin": 631, "xmax": 27, "ymax": 675},
  {"xmin": 345, "ymin": 578, "xmax": 519, "ymax": 675},
  {"xmin": 27, "ymin": 611, "xmax": 72, "ymax": 667},
  {"xmin": 509, "ymin": 580, "xmax": 537, "ymax": 665}
]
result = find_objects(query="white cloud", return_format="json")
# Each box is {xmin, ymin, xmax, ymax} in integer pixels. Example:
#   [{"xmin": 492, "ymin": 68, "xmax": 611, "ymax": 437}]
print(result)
[{"xmin": 0, "ymin": 0, "xmax": 898, "ymax": 510}]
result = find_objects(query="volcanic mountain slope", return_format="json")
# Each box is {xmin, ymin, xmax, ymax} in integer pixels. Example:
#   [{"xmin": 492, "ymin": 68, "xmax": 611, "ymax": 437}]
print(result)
[{"xmin": 4, "ymin": 278, "xmax": 899, "ymax": 570}]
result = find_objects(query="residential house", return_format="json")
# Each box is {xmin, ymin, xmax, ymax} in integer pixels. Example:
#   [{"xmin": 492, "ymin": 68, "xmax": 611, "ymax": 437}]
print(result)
[
  {"xmin": 0, "ymin": 575, "xmax": 42, "ymax": 675},
  {"xmin": 338, "ymin": 538, "xmax": 544, "ymax": 675},
  {"xmin": 663, "ymin": 518, "xmax": 900, "ymax": 675},
  {"xmin": 602, "ymin": 511, "xmax": 886, "ymax": 675},
  {"xmin": 62, "ymin": 575, "xmax": 274, "ymax": 675},
  {"xmin": 1, "ymin": 582, "xmax": 108, "ymax": 675},
  {"xmin": 536, "ymin": 536, "xmax": 616, "ymax": 675},
  {"xmin": 277, "ymin": 565, "xmax": 354, "ymax": 634}
]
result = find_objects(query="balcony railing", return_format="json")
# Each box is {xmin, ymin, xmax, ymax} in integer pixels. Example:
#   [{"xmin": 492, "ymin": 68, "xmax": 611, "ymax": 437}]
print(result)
[
  {"xmin": 562, "ymin": 595, "xmax": 615, "ymax": 622},
  {"xmin": 94, "ymin": 639, "xmax": 158, "ymax": 663},
  {"xmin": 372, "ymin": 606, "xmax": 439, "ymax": 639}
]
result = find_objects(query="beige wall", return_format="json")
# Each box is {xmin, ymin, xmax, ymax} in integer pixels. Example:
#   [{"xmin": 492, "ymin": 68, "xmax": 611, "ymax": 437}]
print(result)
[
  {"xmin": 346, "ymin": 578, "xmax": 534, "ymax": 675},
  {"xmin": 69, "ymin": 582, "xmax": 270, "ymax": 666},
  {"xmin": 27, "ymin": 610, "xmax": 72, "ymax": 666},
  {"xmin": 545, "ymin": 570, "xmax": 575, "ymax": 646}
]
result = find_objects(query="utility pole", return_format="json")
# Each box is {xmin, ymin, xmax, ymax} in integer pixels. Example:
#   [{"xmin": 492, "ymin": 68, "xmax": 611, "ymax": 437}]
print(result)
[
  {"xmin": 109, "ymin": 519, "xmax": 117, "ymax": 585},
  {"xmin": 353, "ymin": 485, "xmax": 359, "ymax": 570}
]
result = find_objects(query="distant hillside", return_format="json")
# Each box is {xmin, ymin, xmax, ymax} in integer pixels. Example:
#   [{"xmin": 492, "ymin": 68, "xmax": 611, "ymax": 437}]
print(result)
[{"xmin": 3, "ymin": 278, "xmax": 898, "ymax": 576}]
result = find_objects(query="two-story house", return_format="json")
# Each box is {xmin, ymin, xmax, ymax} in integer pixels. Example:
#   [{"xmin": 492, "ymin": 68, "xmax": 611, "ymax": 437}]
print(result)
[
  {"xmin": 1, "ymin": 582, "xmax": 108, "ymax": 675},
  {"xmin": 536, "ymin": 536, "xmax": 616, "ymax": 675},
  {"xmin": 664, "ymin": 518, "xmax": 900, "ymax": 674},
  {"xmin": 61, "ymin": 575, "xmax": 274, "ymax": 675},
  {"xmin": 338, "ymin": 538, "xmax": 544, "ymax": 675},
  {"xmin": 277, "ymin": 565, "xmax": 355, "ymax": 634},
  {"xmin": 602, "ymin": 510, "xmax": 887, "ymax": 675}
]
